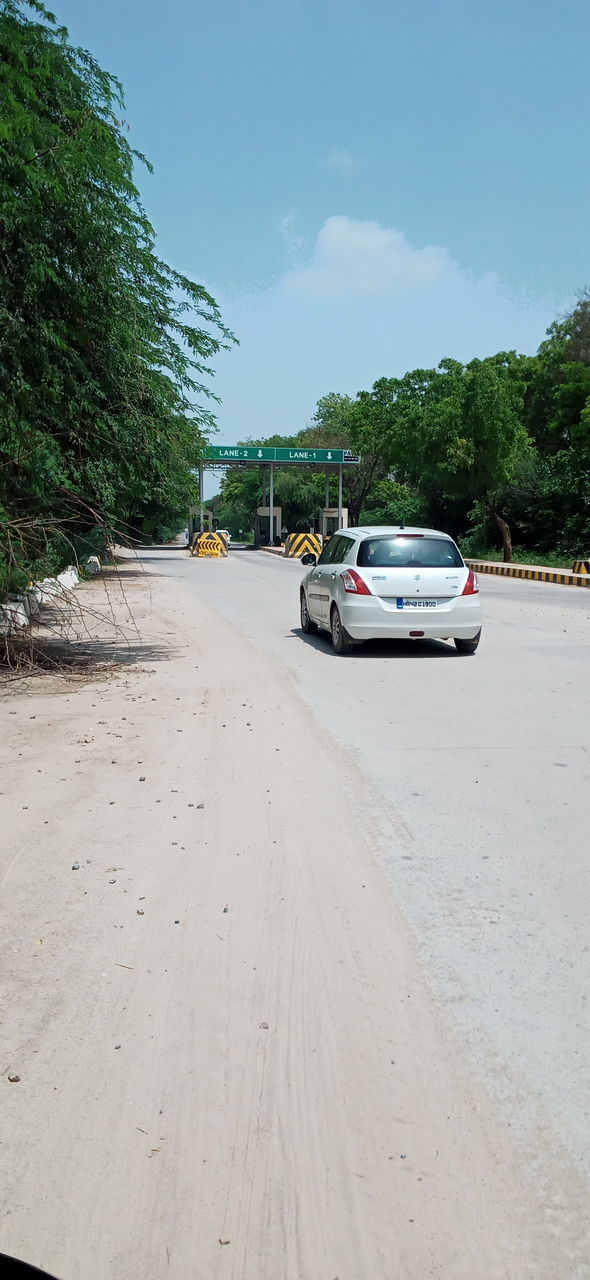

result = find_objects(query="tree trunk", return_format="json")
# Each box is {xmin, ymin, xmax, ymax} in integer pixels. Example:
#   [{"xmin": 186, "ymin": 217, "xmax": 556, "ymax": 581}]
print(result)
[{"xmin": 490, "ymin": 507, "xmax": 513, "ymax": 562}]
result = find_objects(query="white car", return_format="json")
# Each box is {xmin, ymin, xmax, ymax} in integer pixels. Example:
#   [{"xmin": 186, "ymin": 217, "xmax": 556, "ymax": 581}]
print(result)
[
  {"xmin": 300, "ymin": 526, "xmax": 482, "ymax": 655},
  {"xmin": 216, "ymin": 529, "xmax": 231, "ymax": 545}
]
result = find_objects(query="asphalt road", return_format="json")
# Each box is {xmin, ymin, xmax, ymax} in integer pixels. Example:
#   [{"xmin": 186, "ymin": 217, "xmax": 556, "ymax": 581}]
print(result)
[
  {"xmin": 153, "ymin": 549, "xmax": 590, "ymax": 1178},
  {"xmin": 2, "ymin": 550, "xmax": 589, "ymax": 1279}
]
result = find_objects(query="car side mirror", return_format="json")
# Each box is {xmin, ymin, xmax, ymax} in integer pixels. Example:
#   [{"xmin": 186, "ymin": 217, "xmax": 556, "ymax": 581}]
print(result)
[{"xmin": 300, "ymin": 553, "xmax": 317, "ymax": 566}]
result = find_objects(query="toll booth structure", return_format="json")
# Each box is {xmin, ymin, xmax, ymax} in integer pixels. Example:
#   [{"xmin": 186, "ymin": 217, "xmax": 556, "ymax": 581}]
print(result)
[
  {"xmin": 254, "ymin": 505, "xmax": 282, "ymax": 548},
  {"xmin": 320, "ymin": 507, "xmax": 348, "ymax": 540}
]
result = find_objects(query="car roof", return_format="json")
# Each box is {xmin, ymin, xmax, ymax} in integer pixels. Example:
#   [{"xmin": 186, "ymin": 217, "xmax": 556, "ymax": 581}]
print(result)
[{"xmin": 343, "ymin": 525, "xmax": 455, "ymax": 540}]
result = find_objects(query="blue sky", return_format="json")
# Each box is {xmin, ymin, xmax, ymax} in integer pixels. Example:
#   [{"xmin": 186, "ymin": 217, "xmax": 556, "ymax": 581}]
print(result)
[{"xmin": 55, "ymin": 0, "xmax": 590, "ymax": 462}]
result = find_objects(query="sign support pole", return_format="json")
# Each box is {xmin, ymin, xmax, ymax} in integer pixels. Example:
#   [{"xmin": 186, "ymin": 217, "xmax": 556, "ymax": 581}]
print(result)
[
  {"xmin": 199, "ymin": 465, "xmax": 204, "ymax": 533},
  {"xmin": 269, "ymin": 462, "xmax": 274, "ymax": 546},
  {"xmin": 325, "ymin": 471, "xmax": 330, "ymax": 510},
  {"xmin": 338, "ymin": 464, "xmax": 343, "ymax": 528}
]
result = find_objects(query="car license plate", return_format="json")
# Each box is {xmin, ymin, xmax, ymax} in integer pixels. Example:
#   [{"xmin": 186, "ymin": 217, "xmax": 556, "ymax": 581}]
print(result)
[{"xmin": 396, "ymin": 598, "xmax": 437, "ymax": 609}]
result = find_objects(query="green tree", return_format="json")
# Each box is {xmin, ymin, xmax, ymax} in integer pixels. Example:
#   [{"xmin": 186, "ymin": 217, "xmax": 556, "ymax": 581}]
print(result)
[
  {"xmin": 369, "ymin": 356, "xmax": 528, "ymax": 560},
  {"xmin": 514, "ymin": 294, "xmax": 590, "ymax": 554},
  {"xmin": 359, "ymin": 477, "xmax": 428, "ymax": 526},
  {"xmin": 458, "ymin": 356, "xmax": 529, "ymax": 559},
  {"xmin": 302, "ymin": 391, "xmax": 388, "ymax": 522},
  {"xmin": 0, "ymin": 0, "xmax": 233, "ymax": 601}
]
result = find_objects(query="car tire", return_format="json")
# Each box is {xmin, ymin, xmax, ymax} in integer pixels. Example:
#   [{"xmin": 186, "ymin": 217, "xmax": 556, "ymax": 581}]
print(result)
[
  {"xmin": 300, "ymin": 590, "xmax": 317, "ymax": 635},
  {"xmin": 331, "ymin": 605, "xmax": 354, "ymax": 654},
  {"xmin": 454, "ymin": 630, "xmax": 481, "ymax": 654}
]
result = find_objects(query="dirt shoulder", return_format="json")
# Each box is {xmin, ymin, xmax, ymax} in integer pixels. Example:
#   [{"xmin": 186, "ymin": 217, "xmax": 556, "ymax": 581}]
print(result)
[{"xmin": 1, "ymin": 556, "xmax": 588, "ymax": 1280}]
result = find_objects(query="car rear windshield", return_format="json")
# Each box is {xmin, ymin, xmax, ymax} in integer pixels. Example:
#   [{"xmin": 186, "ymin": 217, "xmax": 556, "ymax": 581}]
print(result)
[{"xmin": 356, "ymin": 535, "xmax": 463, "ymax": 568}]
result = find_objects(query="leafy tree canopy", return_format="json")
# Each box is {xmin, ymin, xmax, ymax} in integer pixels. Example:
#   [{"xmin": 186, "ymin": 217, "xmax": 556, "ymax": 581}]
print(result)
[{"xmin": 1, "ymin": 0, "xmax": 234, "ymax": 596}]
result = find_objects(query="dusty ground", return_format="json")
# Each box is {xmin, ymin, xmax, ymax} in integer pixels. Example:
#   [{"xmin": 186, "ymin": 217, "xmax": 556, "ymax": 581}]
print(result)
[{"xmin": 1, "ymin": 556, "xmax": 589, "ymax": 1280}]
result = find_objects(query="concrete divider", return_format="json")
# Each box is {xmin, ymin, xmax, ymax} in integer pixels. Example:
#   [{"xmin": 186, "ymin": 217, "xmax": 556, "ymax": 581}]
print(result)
[
  {"xmin": 190, "ymin": 532, "xmax": 228, "ymax": 558},
  {"xmin": 466, "ymin": 559, "xmax": 590, "ymax": 588},
  {"xmin": 284, "ymin": 533, "xmax": 322, "ymax": 560},
  {"xmin": 1, "ymin": 564, "xmax": 88, "ymax": 635}
]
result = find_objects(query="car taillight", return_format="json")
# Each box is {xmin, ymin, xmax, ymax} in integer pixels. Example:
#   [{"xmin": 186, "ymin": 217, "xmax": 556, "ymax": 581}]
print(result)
[
  {"xmin": 462, "ymin": 569, "xmax": 479, "ymax": 595},
  {"xmin": 341, "ymin": 569, "xmax": 372, "ymax": 595}
]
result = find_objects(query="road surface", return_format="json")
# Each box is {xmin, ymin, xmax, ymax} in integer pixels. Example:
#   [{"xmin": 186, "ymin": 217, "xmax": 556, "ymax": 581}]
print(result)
[{"xmin": 1, "ymin": 550, "xmax": 588, "ymax": 1280}]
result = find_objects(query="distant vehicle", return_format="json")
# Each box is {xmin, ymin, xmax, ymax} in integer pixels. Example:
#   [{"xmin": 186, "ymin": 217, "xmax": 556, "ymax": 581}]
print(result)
[
  {"xmin": 299, "ymin": 526, "xmax": 482, "ymax": 655},
  {"xmin": 216, "ymin": 529, "xmax": 231, "ymax": 544}
]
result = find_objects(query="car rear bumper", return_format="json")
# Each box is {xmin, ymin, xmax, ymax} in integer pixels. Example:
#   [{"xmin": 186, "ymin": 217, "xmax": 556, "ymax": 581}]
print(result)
[{"xmin": 339, "ymin": 594, "xmax": 482, "ymax": 640}]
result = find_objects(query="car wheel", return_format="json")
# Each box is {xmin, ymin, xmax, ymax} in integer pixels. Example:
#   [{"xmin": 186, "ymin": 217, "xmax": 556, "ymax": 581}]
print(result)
[
  {"xmin": 331, "ymin": 605, "xmax": 353, "ymax": 654},
  {"xmin": 300, "ymin": 590, "xmax": 317, "ymax": 634},
  {"xmin": 454, "ymin": 629, "xmax": 481, "ymax": 654}
]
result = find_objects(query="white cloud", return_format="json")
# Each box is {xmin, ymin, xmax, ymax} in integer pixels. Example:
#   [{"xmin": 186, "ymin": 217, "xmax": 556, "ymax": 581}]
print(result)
[
  {"xmin": 285, "ymin": 216, "xmax": 451, "ymax": 297},
  {"xmin": 323, "ymin": 147, "xmax": 361, "ymax": 177},
  {"xmin": 279, "ymin": 211, "xmax": 308, "ymax": 263},
  {"xmin": 210, "ymin": 215, "xmax": 556, "ymax": 443}
]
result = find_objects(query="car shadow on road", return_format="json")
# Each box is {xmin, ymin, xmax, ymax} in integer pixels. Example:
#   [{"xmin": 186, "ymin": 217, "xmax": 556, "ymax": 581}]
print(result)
[{"xmin": 291, "ymin": 628, "xmax": 458, "ymax": 657}]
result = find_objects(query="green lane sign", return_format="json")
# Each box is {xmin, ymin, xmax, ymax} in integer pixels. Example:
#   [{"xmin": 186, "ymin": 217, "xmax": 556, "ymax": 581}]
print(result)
[
  {"xmin": 202, "ymin": 445, "xmax": 360, "ymax": 465},
  {"xmin": 203, "ymin": 446, "xmax": 275, "ymax": 461},
  {"xmin": 274, "ymin": 447, "xmax": 350, "ymax": 463}
]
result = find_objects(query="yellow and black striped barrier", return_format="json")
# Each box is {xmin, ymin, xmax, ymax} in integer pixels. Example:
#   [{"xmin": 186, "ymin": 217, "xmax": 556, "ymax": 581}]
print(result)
[
  {"xmin": 190, "ymin": 531, "xmax": 229, "ymax": 558},
  {"xmin": 572, "ymin": 560, "xmax": 590, "ymax": 574},
  {"xmin": 466, "ymin": 560, "xmax": 590, "ymax": 588},
  {"xmin": 284, "ymin": 532, "xmax": 323, "ymax": 560}
]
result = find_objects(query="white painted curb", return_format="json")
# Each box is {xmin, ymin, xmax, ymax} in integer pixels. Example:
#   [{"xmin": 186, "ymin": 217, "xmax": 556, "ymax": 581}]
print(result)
[{"xmin": 1, "ymin": 558, "xmax": 101, "ymax": 635}]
